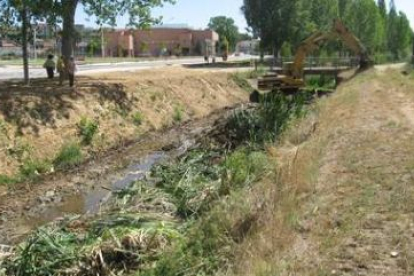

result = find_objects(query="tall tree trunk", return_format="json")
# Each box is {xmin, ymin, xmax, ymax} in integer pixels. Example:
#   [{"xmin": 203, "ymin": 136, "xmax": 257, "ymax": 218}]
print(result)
[
  {"xmin": 61, "ymin": 0, "xmax": 78, "ymax": 60},
  {"xmin": 21, "ymin": 4, "xmax": 29, "ymax": 85},
  {"xmin": 412, "ymin": 34, "xmax": 414, "ymax": 65},
  {"xmin": 101, "ymin": 26, "xmax": 105, "ymax": 58}
]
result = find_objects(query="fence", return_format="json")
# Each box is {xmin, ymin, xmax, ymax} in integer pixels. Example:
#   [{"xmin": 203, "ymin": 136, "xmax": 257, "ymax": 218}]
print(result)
[{"xmin": 270, "ymin": 56, "xmax": 360, "ymax": 70}]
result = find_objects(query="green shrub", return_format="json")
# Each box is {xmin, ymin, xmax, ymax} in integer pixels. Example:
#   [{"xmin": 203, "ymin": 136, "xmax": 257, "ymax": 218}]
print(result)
[
  {"xmin": 19, "ymin": 158, "xmax": 52, "ymax": 180},
  {"xmin": 132, "ymin": 111, "xmax": 144, "ymax": 126},
  {"xmin": 227, "ymin": 92, "xmax": 306, "ymax": 144},
  {"xmin": 305, "ymin": 75, "xmax": 336, "ymax": 91},
  {"xmin": 231, "ymin": 73, "xmax": 253, "ymax": 91},
  {"xmin": 53, "ymin": 142, "xmax": 83, "ymax": 170},
  {"xmin": 223, "ymin": 149, "xmax": 267, "ymax": 188},
  {"xmin": 152, "ymin": 150, "xmax": 223, "ymax": 218},
  {"xmin": 139, "ymin": 189, "xmax": 253, "ymax": 276},
  {"xmin": 77, "ymin": 117, "xmax": 99, "ymax": 145},
  {"xmin": 0, "ymin": 174, "xmax": 19, "ymax": 186},
  {"xmin": 173, "ymin": 106, "xmax": 183, "ymax": 123}
]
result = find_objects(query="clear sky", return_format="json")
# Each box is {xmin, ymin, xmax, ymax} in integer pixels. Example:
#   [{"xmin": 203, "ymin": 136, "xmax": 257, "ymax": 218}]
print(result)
[{"xmin": 75, "ymin": 0, "xmax": 414, "ymax": 31}]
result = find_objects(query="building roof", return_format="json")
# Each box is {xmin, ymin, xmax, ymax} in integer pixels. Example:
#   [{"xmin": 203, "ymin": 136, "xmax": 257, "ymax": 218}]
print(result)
[{"xmin": 152, "ymin": 24, "xmax": 191, "ymax": 29}]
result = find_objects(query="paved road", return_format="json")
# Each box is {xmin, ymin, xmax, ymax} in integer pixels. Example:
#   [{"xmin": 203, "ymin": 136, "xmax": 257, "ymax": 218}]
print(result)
[{"xmin": 0, "ymin": 56, "xmax": 257, "ymax": 80}]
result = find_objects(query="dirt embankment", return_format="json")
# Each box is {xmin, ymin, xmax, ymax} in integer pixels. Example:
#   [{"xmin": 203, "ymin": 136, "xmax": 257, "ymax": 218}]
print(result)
[
  {"xmin": 229, "ymin": 67, "xmax": 414, "ymax": 275},
  {"xmin": 0, "ymin": 68, "xmax": 247, "ymax": 177}
]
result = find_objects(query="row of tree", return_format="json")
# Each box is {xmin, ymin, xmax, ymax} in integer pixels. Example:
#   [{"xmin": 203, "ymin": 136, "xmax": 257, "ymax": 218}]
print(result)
[{"xmin": 242, "ymin": 0, "xmax": 413, "ymax": 61}]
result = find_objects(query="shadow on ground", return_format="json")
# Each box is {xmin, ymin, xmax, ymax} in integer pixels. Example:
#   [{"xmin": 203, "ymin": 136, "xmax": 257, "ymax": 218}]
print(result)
[
  {"xmin": 0, "ymin": 76, "xmax": 131, "ymax": 136},
  {"xmin": 183, "ymin": 61, "xmax": 254, "ymax": 69}
]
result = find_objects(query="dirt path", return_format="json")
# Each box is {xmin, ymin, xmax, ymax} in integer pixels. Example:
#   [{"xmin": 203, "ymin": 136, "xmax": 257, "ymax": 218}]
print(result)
[{"xmin": 232, "ymin": 67, "xmax": 414, "ymax": 275}]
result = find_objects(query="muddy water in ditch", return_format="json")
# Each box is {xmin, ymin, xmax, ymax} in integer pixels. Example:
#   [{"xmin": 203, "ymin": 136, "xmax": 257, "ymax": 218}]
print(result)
[
  {"xmin": 6, "ymin": 108, "xmax": 232, "ymax": 244},
  {"xmin": 22, "ymin": 135, "xmax": 198, "ymax": 228},
  {"xmin": 22, "ymin": 151, "xmax": 168, "ymax": 230}
]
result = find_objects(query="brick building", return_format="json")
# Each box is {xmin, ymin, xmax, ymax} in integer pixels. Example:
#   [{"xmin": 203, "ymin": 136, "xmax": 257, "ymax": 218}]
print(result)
[
  {"xmin": 0, "ymin": 39, "xmax": 21, "ymax": 57},
  {"xmin": 104, "ymin": 28, "xmax": 219, "ymax": 57}
]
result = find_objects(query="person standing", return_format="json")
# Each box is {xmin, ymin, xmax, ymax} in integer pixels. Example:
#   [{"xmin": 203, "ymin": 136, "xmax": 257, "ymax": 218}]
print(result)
[
  {"xmin": 56, "ymin": 56, "xmax": 65, "ymax": 85},
  {"xmin": 43, "ymin": 54, "xmax": 56, "ymax": 79},
  {"xmin": 67, "ymin": 57, "xmax": 77, "ymax": 87}
]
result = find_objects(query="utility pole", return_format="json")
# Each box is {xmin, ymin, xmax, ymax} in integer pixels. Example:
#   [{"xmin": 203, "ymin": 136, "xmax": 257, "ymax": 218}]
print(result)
[
  {"xmin": 101, "ymin": 26, "xmax": 105, "ymax": 58},
  {"xmin": 33, "ymin": 24, "xmax": 37, "ymax": 60},
  {"xmin": 21, "ymin": 3, "xmax": 29, "ymax": 85},
  {"xmin": 99, "ymin": 0, "xmax": 105, "ymax": 58}
]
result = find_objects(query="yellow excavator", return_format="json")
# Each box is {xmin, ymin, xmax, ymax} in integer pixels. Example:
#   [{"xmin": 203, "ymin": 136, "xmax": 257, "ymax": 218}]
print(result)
[{"xmin": 257, "ymin": 19, "xmax": 373, "ymax": 91}]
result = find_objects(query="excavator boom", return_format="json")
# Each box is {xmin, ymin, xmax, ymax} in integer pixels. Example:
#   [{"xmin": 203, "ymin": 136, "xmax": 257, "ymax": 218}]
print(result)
[
  {"xmin": 256, "ymin": 19, "xmax": 372, "ymax": 93},
  {"xmin": 290, "ymin": 19, "xmax": 372, "ymax": 79}
]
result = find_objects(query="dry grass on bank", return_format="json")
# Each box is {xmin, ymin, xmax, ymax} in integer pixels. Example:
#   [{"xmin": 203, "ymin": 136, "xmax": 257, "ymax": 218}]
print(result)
[
  {"xmin": 227, "ymin": 68, "xmax": 414, "ymax": 276},
  {"xmin": 0, "ymin": 68, "xmax": 247, "ymax": 177}
]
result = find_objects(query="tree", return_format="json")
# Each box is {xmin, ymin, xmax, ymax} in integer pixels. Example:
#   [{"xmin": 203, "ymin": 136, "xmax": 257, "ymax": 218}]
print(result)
[
  {"xmin": 338, "ymin": 0, "xmax": 349, "ymax": 18},
  {"xmin": 0, "ymin": 0, "xmax": 48, "ymax": 84},
  {"xmin": 412, "ymin": 34, "xmax": 414, "ymax": 64},
  {"xmin": 395, "ymin": 12, "xmax": 412, "ymax": 59},
  {"xmin": 378, "ymin": 0, "xmax": 387, "ymax": 18},
  {"xmin": 344, "ymin": 0, "xmax": 385, "ymax": 54},
  {"xmin": 208, "ymin": 16, "xmax": 239, "ymax": 51},
  {"xmin": 387, "ymin": 0, "xmax": 399, "ymax": 59},
  {"xmin": 238, "ymin": 33, "xmax": 252, "ymax": 41},
  {"xmin": 303, "ymin": 0, "xmax": 338, "ymax": 31},
  {"xmin": 242, "ymin": 0, "xmax": 299, "ymax": 56},
  {"xmin": 294, "ymin": 0, "xmax": 339, "ymax": 55},
  {"xmin": 86, "ymin": 36, "xmax": 102, "ymax": 56}
]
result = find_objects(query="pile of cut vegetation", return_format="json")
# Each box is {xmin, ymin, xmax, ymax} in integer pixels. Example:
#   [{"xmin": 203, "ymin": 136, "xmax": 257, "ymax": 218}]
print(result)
[{"xmin": 0, "ymin": 92, "xmax": 306, "ymax": 276}]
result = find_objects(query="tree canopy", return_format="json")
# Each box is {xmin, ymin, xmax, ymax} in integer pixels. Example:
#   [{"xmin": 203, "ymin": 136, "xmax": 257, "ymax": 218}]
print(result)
[
  {"xmin": 242, "ymin": 0, "xmax": 299, "ymax": 55},
  {"xmin": 1, "ymin": 0, "xmax": 175, "ymax": 58},
  {"xmin": 242, "ymin": 0, "xmax": 413, "ymax": 61},
  {"xmin": 208, "ymin": 16, "xmax": 239, "ymax": 51},
  {"xmin": 0, "ymin": 0, "xmax": 52, "ymax": 83}
]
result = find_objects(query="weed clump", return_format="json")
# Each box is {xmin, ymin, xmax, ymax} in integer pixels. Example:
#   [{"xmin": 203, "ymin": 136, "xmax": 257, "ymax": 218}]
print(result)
[
  {"xmin": 2, "ymin": 215, "xmax": 180, "ymax": 276},
  {"xmin": 0, "ymin": 174, "xmax": 19, "ymax": 186},
  {"xmin": 19, "ymin": 158, "xmax": 52, "ymax": 180},
  {"xmin": 305, "ymin": 75, "xmax": 336, "ymax": 92},
  {"xmin": 231, "ymin": 73, "xmax": 252, "ymax": 91},
  {"xmin": 226, "ymin": 92, "xmax": 305, "ymax": 145},
  {"xmin": 78, "ymin": 117, "xmax": 99, "ymax": 145},
  {"xmin": 231, "ymin": 68, "xmax": 267, "ymax": 92},
  {"xmin": 53, "ymin": 142, "xmax": 83, "ymax": 170},
  {"xmin": 131, "ymin": 111, "xmax": 144, "ymax": 126},
  {"xmin": 173, "ymin": 106, "xmax": 183, "ymax": 123},
  {"xmin": 223, "ymin": 149, "xmax": 267, "ymax": 188}
]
